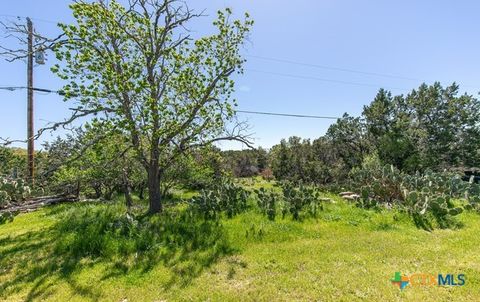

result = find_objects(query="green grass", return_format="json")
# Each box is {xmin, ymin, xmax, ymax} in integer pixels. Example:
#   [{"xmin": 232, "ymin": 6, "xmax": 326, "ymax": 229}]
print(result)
[{"xmin": 0, "ymin": 192, "xmax": 479, "ymax": 301}]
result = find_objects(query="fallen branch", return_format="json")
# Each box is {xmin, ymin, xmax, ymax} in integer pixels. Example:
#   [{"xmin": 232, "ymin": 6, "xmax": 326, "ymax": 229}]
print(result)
[{"xmin": 0, "ymin": 195, "xmax": 79, "ymax": 214}]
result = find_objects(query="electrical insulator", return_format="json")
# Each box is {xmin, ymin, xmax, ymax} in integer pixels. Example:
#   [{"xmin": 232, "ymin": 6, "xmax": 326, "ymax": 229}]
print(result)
[{"xmin": 35, "ymin": 50, "xmax": 45, "ymax": 64}]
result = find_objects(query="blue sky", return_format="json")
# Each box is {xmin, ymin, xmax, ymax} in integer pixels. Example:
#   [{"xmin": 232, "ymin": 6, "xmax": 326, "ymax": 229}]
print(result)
[{"xmin": 1, "ymin": 0, "xmax": 479, "ymax": 150}]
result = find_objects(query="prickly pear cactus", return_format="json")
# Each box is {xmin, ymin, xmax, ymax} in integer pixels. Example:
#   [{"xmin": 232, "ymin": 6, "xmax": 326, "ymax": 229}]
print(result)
[
  {"xmin": 254, "ymin": 187, "xmax": 277, "ymax": 220},
  {"xmin": 191, "ymin": 179, "xmax": 250, "ymax": 219},
  {"xmin": 279, "ymin": 181, "xmax": 325, "ymax": 220},
  {"xmin": 0, "ymin": 176, "xmax": 31, "ymax": 206},
  {"xmin": 350, "ymin": 163, "xmax": 480, "ymax": 229}
]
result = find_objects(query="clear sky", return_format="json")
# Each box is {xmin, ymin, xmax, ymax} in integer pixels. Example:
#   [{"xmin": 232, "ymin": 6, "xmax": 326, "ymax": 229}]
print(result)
[{"xmin": 1, "ymin": 0, "xmax": 479, "ymax": 150}]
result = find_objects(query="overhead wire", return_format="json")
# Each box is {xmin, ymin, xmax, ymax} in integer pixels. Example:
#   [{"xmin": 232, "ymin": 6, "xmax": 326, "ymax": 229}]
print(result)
[
  {"xmin": 247, "ymin": 54, "xmax": 480, "ymax": 90},
  {"xmin": 247, "ymin": 54, "xmax": 421, "ymax": 81},
  {"xmin": 246, "ymin": 69, "xmax": 410, "ymax": 91},
  {"xmin": 0, "ymin": 85, "xmax": 342, "ymax": 120}
]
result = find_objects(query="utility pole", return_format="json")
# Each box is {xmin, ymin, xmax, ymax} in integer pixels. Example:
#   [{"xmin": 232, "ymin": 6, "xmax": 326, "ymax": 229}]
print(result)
[{"xmin": 27, "ymin": 17, "xmax": 34, "ymax": 185}]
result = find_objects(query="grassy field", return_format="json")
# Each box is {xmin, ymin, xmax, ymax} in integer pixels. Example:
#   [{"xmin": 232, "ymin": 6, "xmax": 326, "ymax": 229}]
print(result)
[{"xmin": 0, "ymin": 186, "xmax": 479, "ymax": 301}]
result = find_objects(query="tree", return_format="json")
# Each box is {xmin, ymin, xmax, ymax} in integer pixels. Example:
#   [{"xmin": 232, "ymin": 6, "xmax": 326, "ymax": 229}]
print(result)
[
  {"xmin": 363, "ymin": 89, "xmax": 394, "ymax": 143},
  {"xmin": 51, "ymin": 0, "xmax": 253, "ymax": 213},
  {"xmin": 363, "ymin": 83, "xmax": 480, "ymax": 172},
  {"xmin": 44, "ymin": 124, "xmax": 144, "ymax": 202},
  {"xmin": 404, "ymin": 83, "xmax": 480, "ymax": 170},
  {"xmin": 363, "ymin": 90, "xmax": 417, "ymax": 171},
  {"xmin": 270, "ymin": 139, "xmax": 292, "ymax": 181},
  {"xmin": 326, "ymin": 113, "xmax": 370, "ymax": 171},
  {"xmin": 221, "ymin": 149, "xmax": 267, "ymax": 178}
]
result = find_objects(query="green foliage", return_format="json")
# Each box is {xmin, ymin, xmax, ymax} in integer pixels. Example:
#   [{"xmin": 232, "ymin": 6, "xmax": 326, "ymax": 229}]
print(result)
[
  {"xmin": 172, "ymin": 148, "xmax": 221, "ymax": 191},
  {"xmin": 3, "ymin": 196, "xmax": 480, "ymax": 301},
  {"xmin": 269, "ymin": 83, "xmax": 480, "ymax": 188},
  {"xmin": 363, "ymin": 83, "xmax": 480, "ymax": 171},
  {"xmin": 191, "ymin": 179, "xmax": 250, "ymax": 219},
  {"xmin": 405, "ymin": 191, "xmax": 463, "ymax": 230},
  {"xmin": 0, "ymin": 211, "xmax": 15, "ymax": 224},
  {"xmin": 222, "ymin": 148, "xmax": 268, "ymax": 178},
  {"xmin": 326, "ymin": 113, "xmax": 370, "ymax": 171},
  {"xmin": 52, "ymin": 0, "xmax": 254, "ymax": 212},
  {"xmin": 0, "ymin": 147, "xmax": 37, "ymax": 180},
  {"xmin": 44, "ymin": 125, "xmax": 145, "ymax": 200},
  {"xmin": 50, "ymin": 202, "xmax": 232, "ymax": 286},
  {"xmin": 351, "ymin": 157, "xmax": 404, "ymax": 206},
  {"xmin": 270, "ymin": 136, "xmax": 342, "ymax": 185}
]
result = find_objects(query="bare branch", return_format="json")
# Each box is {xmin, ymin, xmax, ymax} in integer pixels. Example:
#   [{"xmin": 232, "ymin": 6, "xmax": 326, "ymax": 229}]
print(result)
[{"xmin": 0, "ymin": 19, "xmax": 65, "ymax": 62}]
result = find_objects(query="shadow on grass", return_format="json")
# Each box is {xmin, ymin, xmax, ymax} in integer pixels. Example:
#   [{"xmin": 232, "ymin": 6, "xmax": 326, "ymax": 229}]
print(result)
[{"xmin": 0, "ymin": 202, "xmax": 234, "ymax": 301}]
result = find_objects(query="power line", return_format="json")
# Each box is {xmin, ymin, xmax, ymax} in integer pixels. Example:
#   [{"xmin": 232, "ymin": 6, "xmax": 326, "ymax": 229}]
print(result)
[
  {"xmin": 0, "ymin": 86, "xmax": 342, "ymax": 120},
  {"xmin": 247, "ymin": 55, "xmax": 480, "ymax": 90},
  {"xmin": 2, "ymin": 15, "xmax": 477, "ymax": 90},
  {"xmin": 247, "ymin": 68, "xmax": 409, "ymax": 91},
  {"xmin": 0, "ymin": 14, "xmax": 59, "ymax": 25},
  {"xmin": 236, "ymin": 110, "xmax": 340, "ymax": 120},
  {"xmin": 1, "ymin": 14, "xmax": 478, "ymax": 90},
  {"xmin": 0, "ymin": 86, "xmax": 59, "ymax": 93},
  {"xmin": 247, "ymin": 54, "xmax": 421, "ymax": 82}
]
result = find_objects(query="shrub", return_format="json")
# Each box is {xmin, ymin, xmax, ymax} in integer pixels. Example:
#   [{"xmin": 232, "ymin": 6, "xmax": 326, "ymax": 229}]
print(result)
[
  {"xmin": 0, "ymin": 212, "xmax": 15, "ymax": 224},
  {"xmin": 405, "ymin": 191, "xmax": 463, "ymax": 230},
  {"xmin": 350, "ymin": 161, "xmax": 403, "ymax": 205},
  {"xmin": 259, "ymin": 168, "xmax": 274, "ymax": 181}
]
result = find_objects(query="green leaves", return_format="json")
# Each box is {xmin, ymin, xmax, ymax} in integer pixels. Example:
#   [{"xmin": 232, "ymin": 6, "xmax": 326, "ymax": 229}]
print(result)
[
  {"xmin": 363, "ymin": 83, "xmax": 480, "ymax": 172},
  {"xmin": 52, "ymin": 1, "xmax": 253, "ymax": 211}
]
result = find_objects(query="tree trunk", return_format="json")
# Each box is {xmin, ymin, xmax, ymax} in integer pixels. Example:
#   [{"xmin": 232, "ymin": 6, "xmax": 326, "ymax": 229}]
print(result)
[
  {"xmin": 74, "ymin": 180, "xmax": 81, "ymax": 198},
  {"xmin": 148, "ymin": 165, "xmax": 162, "ymax": 214},
  {"xmin": 138, "ymin": 185, "xmax": 145, "ymax": 200},
  {"xmin": 103, "ymin": 185, "xmax": 116, "ymax": 200},
  {"xmin": 122, "ymin": 169, "xmax": 133, "ymax": 209},
  {"xmin": 92, "ymin": 183, "xmax": 102, "ymax": 199}
]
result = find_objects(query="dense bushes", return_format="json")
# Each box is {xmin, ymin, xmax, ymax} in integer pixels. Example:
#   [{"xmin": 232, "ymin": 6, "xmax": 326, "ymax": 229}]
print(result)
[
  {"xmin": 189, "ymin": 178, "xmax": 329, "ymax": 222},
  {"xmin": 221, "ymin": 148, "xmax": 268, "ymax": 178}
]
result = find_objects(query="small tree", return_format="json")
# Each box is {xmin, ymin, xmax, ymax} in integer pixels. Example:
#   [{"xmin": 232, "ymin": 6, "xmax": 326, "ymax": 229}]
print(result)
[{"xmin": 51, "ymin": 0, "xmax": 253, "ymax": 213}]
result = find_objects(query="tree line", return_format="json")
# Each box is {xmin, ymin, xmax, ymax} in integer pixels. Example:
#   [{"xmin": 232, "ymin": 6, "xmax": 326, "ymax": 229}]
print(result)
[{"xmin": 226, "ymin": 82, "xmax": 480, "ymax": 184}]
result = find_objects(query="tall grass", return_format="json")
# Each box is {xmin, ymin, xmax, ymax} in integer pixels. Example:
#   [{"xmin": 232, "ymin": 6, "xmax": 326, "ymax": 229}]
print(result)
[{"xmin": 52, "ymin": 202, "xmax": 233, "ymax": 279}]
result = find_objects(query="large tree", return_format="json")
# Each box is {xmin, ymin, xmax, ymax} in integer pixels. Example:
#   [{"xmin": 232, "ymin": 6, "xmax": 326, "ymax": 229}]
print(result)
[
  {"xmin": 363, "ymin": 83, "xmax": 480, "ymax": 171},
  {"xmin": 51, "ymin": 0, "xmax": 253, "ymax": 213},
  {"xmin": 326, "ymin": 113, "xmax": 370, "ymax": 171}
]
